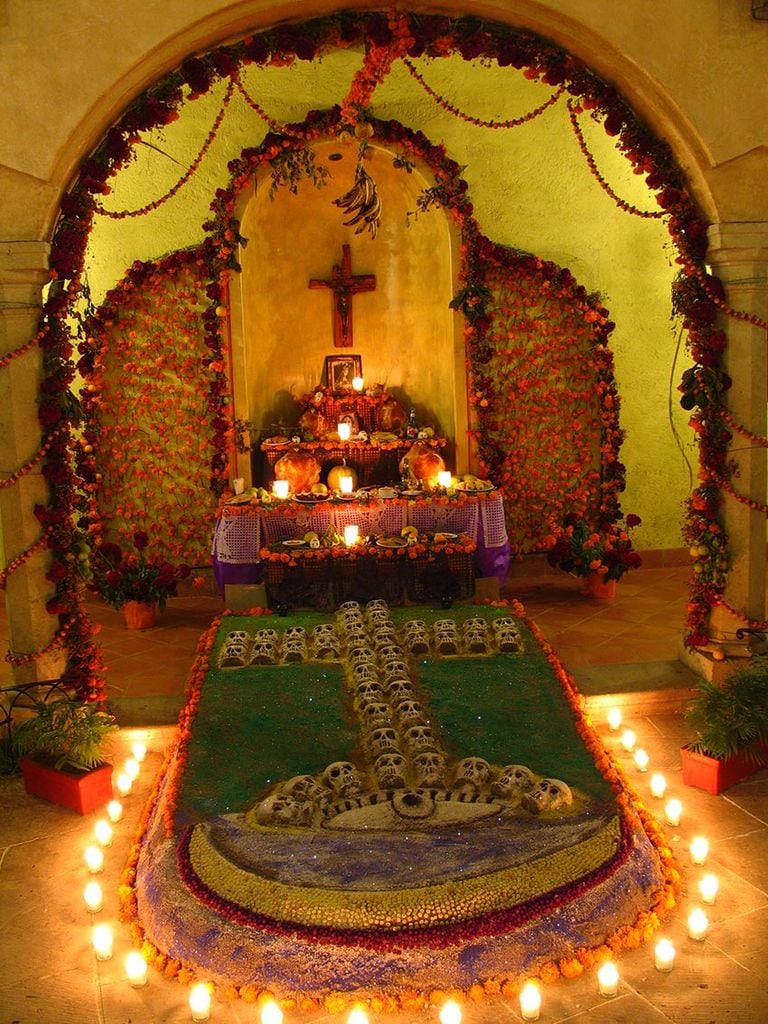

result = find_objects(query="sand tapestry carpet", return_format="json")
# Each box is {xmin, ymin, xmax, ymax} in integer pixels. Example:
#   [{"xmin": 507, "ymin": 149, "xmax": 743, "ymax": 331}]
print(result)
[{"xmin": 121, "ymin": 601, "xmax": 678, "ymax": 1010}]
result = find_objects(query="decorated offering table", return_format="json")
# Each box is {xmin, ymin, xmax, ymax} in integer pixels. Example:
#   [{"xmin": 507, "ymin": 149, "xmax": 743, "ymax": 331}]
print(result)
[{"xmin": 211, "ymin": 490, "xmax": 511, "ymax": 599}]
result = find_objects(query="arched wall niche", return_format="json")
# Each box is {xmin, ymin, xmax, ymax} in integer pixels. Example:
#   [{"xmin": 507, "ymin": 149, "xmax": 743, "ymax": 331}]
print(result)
[{"xmin": 228, "ymin": 136, "xmax": 467, "ymax": 488}]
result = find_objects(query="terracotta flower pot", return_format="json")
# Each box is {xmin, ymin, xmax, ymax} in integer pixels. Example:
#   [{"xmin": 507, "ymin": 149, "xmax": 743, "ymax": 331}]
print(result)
[
  {"xmin": 583, "ymin": 572, "xmax": 617, "ymax": 600},
  {"xmin": 123, "ymin": 600, "xmax": 157, "ymax": 629},
  {"xmin": 681, "ymin": 745, "xmax": 763, "ymax": 795},
  {"xmin": 20, "ymin": 757, "xmax": 114, "ymax": 815}
]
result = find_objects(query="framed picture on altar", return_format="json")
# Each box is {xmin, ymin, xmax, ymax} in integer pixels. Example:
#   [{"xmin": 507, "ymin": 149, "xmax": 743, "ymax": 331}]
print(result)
[{"xmin": 325, "ymin": 354, "xmax": 362, "ymax": 393}]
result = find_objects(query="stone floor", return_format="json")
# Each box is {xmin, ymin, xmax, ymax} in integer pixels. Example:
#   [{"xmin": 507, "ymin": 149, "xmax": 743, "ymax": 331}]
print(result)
[{"xmin": 2, "ymin": 564, "xmax": 767, "ymax": 1023}]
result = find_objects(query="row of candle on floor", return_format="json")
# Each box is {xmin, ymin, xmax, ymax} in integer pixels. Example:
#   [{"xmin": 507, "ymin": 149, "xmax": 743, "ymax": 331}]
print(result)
[{"xmin": 607, "ymin": 704, "xmax": 719, "ymax": 944}]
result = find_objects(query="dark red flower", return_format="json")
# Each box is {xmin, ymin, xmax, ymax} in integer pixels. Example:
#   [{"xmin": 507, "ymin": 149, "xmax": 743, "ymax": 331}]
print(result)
[{"xmin": 133, "ymin": 531, "xmax": 149, "ymax": 550}]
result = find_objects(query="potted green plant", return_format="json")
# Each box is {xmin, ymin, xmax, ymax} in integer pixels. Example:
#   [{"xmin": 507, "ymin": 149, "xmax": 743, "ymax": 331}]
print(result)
[
  {"xmin": 88, "ymin": 530, "xmax": 191, "ymax": 628},
  {"xmin": 545, "ymin": 510, "xmax": 643, "ymax": 597},
  {"xmin": 682, "ymin": 657, "xmax": 768, "ymax": 794},
  {"xmin": 13, "ymin": 695, "xmax": 118, "ymax": 814}
]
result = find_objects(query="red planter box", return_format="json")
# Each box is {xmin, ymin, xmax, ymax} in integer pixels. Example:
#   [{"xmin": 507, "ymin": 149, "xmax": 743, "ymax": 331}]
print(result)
[
  {"xmin": 20, "ymin": 757, "xmax": 114, "ymax": 815},
  {"xmin": 680, "ymin": 745, "xmax": 763, "ymax": 795}
]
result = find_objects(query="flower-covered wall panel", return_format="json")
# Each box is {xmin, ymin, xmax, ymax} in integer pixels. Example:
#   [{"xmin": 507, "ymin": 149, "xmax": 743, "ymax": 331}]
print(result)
[
  {"xmin": 481, "ymin": 250, "xmax": 617, "ymax": 554},
  {"xmin": 87, "ymin": 252, "xmax": 218, "ymax": 565}
]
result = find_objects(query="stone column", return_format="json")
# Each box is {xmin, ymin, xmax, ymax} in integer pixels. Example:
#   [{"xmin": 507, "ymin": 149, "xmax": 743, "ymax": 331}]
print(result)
[
  {"xmin": 706, "ymin": 221, "xmax": 768, "ymax": 640},
  {"xmin": 0, "ymin": 240, "xmax": 65, "ymax": 682}
]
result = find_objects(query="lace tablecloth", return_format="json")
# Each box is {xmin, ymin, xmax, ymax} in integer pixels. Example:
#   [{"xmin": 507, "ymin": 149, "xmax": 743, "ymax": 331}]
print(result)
[{"xmin": 212, "ymin": 493, "xmax": 510, "ymax": 591}]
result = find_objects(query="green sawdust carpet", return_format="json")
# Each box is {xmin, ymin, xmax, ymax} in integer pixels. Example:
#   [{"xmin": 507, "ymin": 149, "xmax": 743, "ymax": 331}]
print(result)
[{"xmin": 127, "ymin": 603, "xmax": 676, "ymax": 1004}]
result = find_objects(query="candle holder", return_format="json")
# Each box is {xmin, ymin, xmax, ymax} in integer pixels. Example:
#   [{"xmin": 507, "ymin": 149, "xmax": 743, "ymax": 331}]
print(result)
[
  {"xmin": 597, "ymin": 961, "xmax": 619, "ymax": 997},
  {"xmin": 344, "ymin": 524, "xmax": 359, "ymax": 547},
  {"xmin": 688, "ymin": 907, "xmax": 709, "ymax": 941},
  {"xmin": 698, "ymin": 873, "xmax": 719, "ymax": 904},
  {"xmin": 689, "ymin": 836, "xmax": 709, "ymax": 865},
  {"xmin": 654, "ymin": 938, "xmax": 676, "ymax": 971},
  {"xmin": 92, "ymin": 923, "xmax": 113, "ymax": 961},
  {"xmin": 125, "ymin": 950, "xmax": 148, "ymax": 988},
  {"xmin": 339, "ymin": 474, "xmax": 355, "ymax": 495},
  {"xmin": 272, "ymin": 480, "xmax": 289, "ymax": 500},
  {"xmin": 664, "ymin": 798, "xmax": 682, "ymax": 826},
  {"xmin": 649, "ymin": 773, "xmax": 667, "ymax": 799},
  {"xmin": 439, "ymin": 999, "xmax": 462, "ymax": 1024},
  {"xmin": 621, "ymin": 728, "xmax": 636, "ymax": 752},
  {"xmin": 260, "ymin": 999, "xmax": 283, "ymax": 1024},
  {"xmin": 84, "ymin": 880, "xmax": 103, "ymax": 913},
  {"xmin": 519, "ymin": 981, "xmax": 541, "ymax": 1021},
  {"xmin": 189, "ymin": 983, "xmax": 211, "ymax": 1022},
  {"xmin": 84, "ymin": 844, "xmax": 105, "ymax": 874},
  {"xmin": 633, "ymin": 748, "xmax": 649, "ymax": 772},
  {"xmin": 107, "ymin": 799, "xmax": 123, "ymax": 823},
  {"xmin": 337, "ymin": 422, "xmax": 352, "ymax": 442},
  {"xmin": 607, "ymin": 707, "xmax": 622, "ymax": 731},
  {"xmin": 94, "ymin": 819, "xmax": 113, "ymax": 847}
]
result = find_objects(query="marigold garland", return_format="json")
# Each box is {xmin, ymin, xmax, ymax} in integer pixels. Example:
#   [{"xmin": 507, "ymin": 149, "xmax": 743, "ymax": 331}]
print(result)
[{"xmin": 403, "ymin": 58, "xmax": 565, "ymax": 129}]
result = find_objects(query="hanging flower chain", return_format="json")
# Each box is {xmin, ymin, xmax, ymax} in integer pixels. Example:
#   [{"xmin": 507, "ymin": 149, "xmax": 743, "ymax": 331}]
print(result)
[
  {"xmin": 705, "ymin": 466, "xmax": 768, "ymax": 516},
  {"xmin": 5, "ymin": 616, "xmax": 73, "ymax": 665},
  {"xmin": 339, "ymin": 10, "xmax": 414, "ymax": 127},
  {"xmin": 93, "ymin": 79, "xmax": 235, "ymax": 219},
  {"xmin": 681, "ymin": 254, "xmax": 768, "ymax": 332},
  {"xmin": 403, "ymin": 59, "xmax": 565, "ymax": 129},
  {"xmin": 567, "ymin": 101, "xmax": 666, "ymax": 219},
  {"xmin": 0, "ymin": 534, "xmax": 48, "ymax": 589},
  {"xmin": 713, "ymin": 596, "xmax": 768, "ymax": 632},
  {"xmin": 232, "ymin": 72, "xmax": 305, "ymax": 139},
  {"xmin": 0, "ymin": 335, "xmax": 39, "ymax": 371},
  {"xmin": 717, "ymin": 408, "xmax": 768, "ymax": 448}
]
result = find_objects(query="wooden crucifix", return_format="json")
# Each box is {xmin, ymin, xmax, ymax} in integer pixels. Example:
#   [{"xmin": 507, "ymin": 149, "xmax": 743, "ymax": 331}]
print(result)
[{"xmin": 308, "ymin": 245, "xmax": 376, "ymax": 348}]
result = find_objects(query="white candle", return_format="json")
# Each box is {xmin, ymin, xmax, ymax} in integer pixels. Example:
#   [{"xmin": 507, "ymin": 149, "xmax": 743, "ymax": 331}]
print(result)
[
  {"xmin": 116, "ymin": 772, "xmax": 132, "ymax": 796},
  {"xmin": 689, "ymin": 836, "xmax": 709, "ymax": 865},
  {"xmin": 337, "ymin": 422, "xmax": 352, "ymax": 442},
  {"xmin": 339, "ymin": 474, "xmax": 355, "ymax": 495},
  {"xmin": 650, "ymin": 773, "xmax": 667, "ymax": 799},
  {"xmin": 92, "ymin": 923, "xmax": 113, "ymax": 961},
  {"xmin": 84, "ymin": 844, "xmax": 104, "ymax": 874},
  {"xmin": 124, "ymin": 756, "xmax": 140, "ymax": 780},
  {"xmin": 607, "ymin": 707, "xmax": 622, "ymax": 731},
  {"xmin": 633, "ymin": 748, "xmax": 650, "ymax": 772},
  {"xmin": 665, "ymin": 798, "xmax": 682, "ymax": 826},
  {"xmin": 272, "ymin": 479, "xmax": 289, "ymax": 499},
  {"xmin": 688, "ymin": 907, "xmax": 709, "ymax": 940},
  {"xmin": 189, "ymin": 983, "xmax": 211, "ymax": 1022},
  {"xmin": 84, "ymin": 880, "xmax": 103, "ymax": 913},
  {"xmin": 439, "ymin": 999, "xmax": 462, "ymax": 1024},
  {"xmin": 131, "ymin": 740, "xmax": 147, "ymax": 762},
  {"xmin": 347, "ymin": 1008, "xmax": 369, "ymax": 1024},
  {"xmin": 655, "ymin": 938, "xmax": 676, "ymax": 971},
  {"xmin": 597, "ymin": 961, "xmax": 619, "ymax": 996},
  {"xmin": 698, "ymin": 873, "xmax": 719, "ymax": 904},
  {"xmin": 107, "ymin": 799, "xmax": 123, "ymax": 822},
  {"xmin": 437, "ymin": 470, "xmax": 452, "ymax": 489},
  {"xmin": 344, "ymin": 524, "xmax": 359, "ymax": 546},
  {"xmin": 519, "ymin": 981, "xmax": 541, "ymax": 1021},
  {"xmin": 621, "ymin": 728, "xmax": 636, "ymax": 752},
  {"xmin": 125, "ymin": 950, "xmax": 148, "ymax": 988},
  {"xmin": 352, "ymin": 376, "xmax": 364, "ymax": 392},
  {"xmin": 94, "ymin": 819, "xmax": 113, "ymax": 847},
  {"xmin": 260, "ymin": 999, "xmax": 283, "ymax": 1024}
]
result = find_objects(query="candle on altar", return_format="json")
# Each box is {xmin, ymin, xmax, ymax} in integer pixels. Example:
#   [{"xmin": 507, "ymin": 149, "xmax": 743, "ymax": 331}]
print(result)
[
  {"xmin": 621, "ymin": 728, "xmax": 636, "ymax": 752},
  {"xmin": 519, "ymin": 981, "xmax": 541, "ymax": 1021},
  {"xmin": 84, "ymin": 844, "xmax": 104, "ymax": 874},
  {"xmin": 607, "ymin": 707, "xmax": 622, "ymax": 731},
  {"xmin": 260, "ymin": 999, "xmax": 283, "ymax": 1024},
  {"xmin": 698, "ymin": 873, "xmax": 719, "ymax": 904},
  {"xmin": 665, "ymin": 798, "xmax": 682, "ymax": 826},
  {"xmin": 688, "ymin": 908, "xmax": 709, "ymax": 941},
  {"xmin": 650, "ymin": 773, "xmax": 667, "ymax": 798},
  {"xmin": 272, "ymin": 480, "xmax": 289, "ymax": 499},
  {"xmin": 339, "ymin": 474, "xmax": 355, "ymax": 495},
  {"xmin": 337, "ymin": 422, "xmax": 352, "ymax": 442},
  {"xmin": 655, "ymin": 938, "xmax": 676, "ymax": 971},
  {"xmin": 125, "ymin": 950, "xmax": 148, "ymax": 987},
  {"xmin": 189, "ymin": 983, "xmax": 211, "ymax": 1022},
  {"xmin": 92, "ymin": 923, "xmax": 113, "ymax": 961},
  {"xmin": 84, "ymin": 880, "xmax": 103, "ymax": 913},
  {"xmin": 597, "ymin": 961, "xmax": 619, "ymax": 996},
  {"xmin": 352, "ymin": 376, "xmax": 364, "ymax": 392},
  {"xmin": 439, "ymin": 999, "xmax": 462, "ymax": 1024},
  {"xmin": 437, "ymin": 470, "xmax": 452, "ymax": 489},
  {"xmin": 689, "ymin": 836, "xmax": 709, "ymax": 864},
  {"xmin": 344, "ymin": 524, "xmax": 359, "ymax": 546}
]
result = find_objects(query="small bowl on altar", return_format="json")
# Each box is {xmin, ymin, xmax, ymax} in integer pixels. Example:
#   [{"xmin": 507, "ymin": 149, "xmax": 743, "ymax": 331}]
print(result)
[{"xmin": 377, "ymin": 487, "xmax": 397, "ymax": 499}]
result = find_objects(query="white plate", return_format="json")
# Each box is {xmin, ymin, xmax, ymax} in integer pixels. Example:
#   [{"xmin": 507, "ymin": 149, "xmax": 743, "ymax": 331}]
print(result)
[
  {"xmin": 282, "ymin": 539, "xmax": 307, "ymax": 547},
  {"xmin": 376, "ymin": 537, "xmax": 408, "ymax": 549},
  {"xmin": 399, "ymin": 490, "xmax": 422, "ymax": 498}
]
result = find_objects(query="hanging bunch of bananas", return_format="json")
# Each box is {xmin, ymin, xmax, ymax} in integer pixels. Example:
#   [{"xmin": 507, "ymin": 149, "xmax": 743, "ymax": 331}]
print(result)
[{"xmin": 333, "ymin": 156, "xmax": 381, "ymax": 239}]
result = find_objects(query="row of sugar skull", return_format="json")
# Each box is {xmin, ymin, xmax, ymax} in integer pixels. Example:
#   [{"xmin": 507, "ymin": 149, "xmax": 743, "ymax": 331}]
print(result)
[{"xmin": 495, "ymin": 626, "xmax": 521, "ymax": 653}]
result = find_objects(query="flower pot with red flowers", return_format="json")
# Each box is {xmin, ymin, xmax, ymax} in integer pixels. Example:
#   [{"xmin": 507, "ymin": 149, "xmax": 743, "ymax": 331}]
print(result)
[
  {"xmin": 681, "ymin": 659, "xmax": 768, "ymax": 795},
  {"xmin": 544, "ymin": 510, "xmax": 642, "ymax": 597},
  {"xmin": 13, "ymin": 695, "xmax": 118, "ymax": 814},
  {"xmin": 88, "ymin": 530, "xmax": 191, "ymax": 627}
]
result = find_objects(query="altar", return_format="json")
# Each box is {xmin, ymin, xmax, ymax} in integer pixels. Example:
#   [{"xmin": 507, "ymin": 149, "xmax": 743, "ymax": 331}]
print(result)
[{"xmin": 211, "ymin": 491, "xmax": 511, "ymax": 598}]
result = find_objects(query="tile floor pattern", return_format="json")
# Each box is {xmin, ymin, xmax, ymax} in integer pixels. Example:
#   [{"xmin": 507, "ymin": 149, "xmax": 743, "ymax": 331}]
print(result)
[{"xmin": 2, "ymin": 565, "xmax": 768, "ymax": 1023}]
